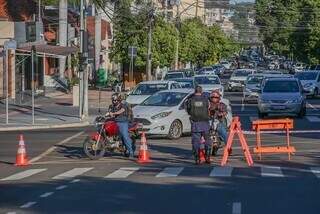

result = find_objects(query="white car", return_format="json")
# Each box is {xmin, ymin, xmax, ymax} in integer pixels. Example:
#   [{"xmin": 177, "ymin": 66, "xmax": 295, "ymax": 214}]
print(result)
[
  {"xmin": 194, "ymin": 75, "xmax": 224, "ymax": 96},
  {"xmin": 293, "ymin": 63, "xmax": 305, "ymax": 73},
  {"xmin": 133, "ymin": 89, "xmax": 232, "ymax": 139},
  {"xmin": 198, "ymin": 67, "xmax": 216, "ymax": 75},
  {"xmin": 126, "ymin": 81, "xmax": 181, "ymax": 105},
  {"xmin": 228, "ymin": 69, "xmax": 256, "ymax": 92},
  {"xmin": 295, "ymin": 71, "xmax": 320, "ymax": 97},
  {"xmin": 163, "ymin": 71, "xmax": 185, "ymax": 80},
  {"xmin": 220, "ymin": 61, "xmax": 232, "ymax": 69}
]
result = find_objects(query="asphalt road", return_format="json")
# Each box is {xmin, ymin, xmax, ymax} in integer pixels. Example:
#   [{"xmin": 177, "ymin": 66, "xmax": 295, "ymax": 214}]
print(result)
[{"xmin": 1, "ymin": 75, "xmax": 320, "ymax": 214}]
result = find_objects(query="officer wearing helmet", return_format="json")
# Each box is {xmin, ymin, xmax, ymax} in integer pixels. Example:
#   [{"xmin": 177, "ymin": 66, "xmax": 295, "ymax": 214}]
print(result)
[
  {"xmin": 108, "ymin": 93, "xmax": 134, "ymax": 158},
  {"xmin": 209, "ymin": 89, "xmax": 229, "ymax": 151},
  {"xmin": 186, "ymin": 85, "xmax": 212, "ymax": 164}
]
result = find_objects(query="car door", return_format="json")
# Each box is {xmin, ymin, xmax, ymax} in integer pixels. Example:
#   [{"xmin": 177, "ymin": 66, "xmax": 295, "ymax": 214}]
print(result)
[{"xmin": 178, "ymin": 95, "xmax": 192, "ymax": 133}]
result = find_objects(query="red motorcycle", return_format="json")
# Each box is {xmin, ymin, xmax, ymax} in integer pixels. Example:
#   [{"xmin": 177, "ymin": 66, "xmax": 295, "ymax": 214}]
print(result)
[{"xmin": 83, "ymin": 114, "xmax": 141, "ymax": 160}]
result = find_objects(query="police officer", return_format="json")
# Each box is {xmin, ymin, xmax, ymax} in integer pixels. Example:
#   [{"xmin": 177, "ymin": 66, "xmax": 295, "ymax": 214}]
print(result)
[
  {"xmin": 186, "ymin": 86, "xmax": 212, "ymax": 164},
  {"xmin": 108, "ymin": 93, "xmax": 134, "ymax": 158}
]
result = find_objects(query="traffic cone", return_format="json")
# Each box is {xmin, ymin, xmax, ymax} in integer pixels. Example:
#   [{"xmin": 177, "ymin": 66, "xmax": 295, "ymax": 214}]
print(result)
[
  {"xmin": 15, "ymin": 134, "xmax": 29, "ymax": 166},
  {"xmin": 199, "ymin": 149, "xmax": 206, "ymax": 163},
  {"xmin": 137, "ymin": 132, "xmax": 151, "ymax": 163}
]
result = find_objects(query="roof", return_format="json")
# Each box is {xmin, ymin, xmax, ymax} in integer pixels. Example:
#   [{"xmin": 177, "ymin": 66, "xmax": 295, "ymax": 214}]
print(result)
[
  {"xmin": 159, "ymin": 88, "xmax": 194, "ymax": 94},
  {"xmin": 138, "ymin": 80, "xmax": 176, "ymax": 85},
  {"xmin": 265, "ymin": 77, "xmax": 297, "ymax": 81},
  {"xmin": 17, "ymin": 44, "xmax": 78, "ymax": 57},
  {"xmin": 194, "ymin": 74, "xmax": 219, "ymax": 78}
]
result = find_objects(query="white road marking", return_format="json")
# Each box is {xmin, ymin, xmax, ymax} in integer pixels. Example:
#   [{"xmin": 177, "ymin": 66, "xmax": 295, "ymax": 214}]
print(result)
[
  {"xmin": 20, "ymin": 201, "xmax": 37, "ymax": 208},
  {"xmin": 70, "ymin": 179, "xmax": 81, "ymax": 183},
  {"xmin": 56, "ymin": 185, "xmax": 68, "ymax": 190},
  {"xmin": 307, "ymin": 102, "xmax": 318, "ymax": 110},
  {"xmin": 1, "ymin": 169, "xmax": 47, "ymax": 181},
  {"xmin": 156, "ymin": 167, "xmax": 184, "ymax": 178},
  {"xmin": 306, "ymin": 116, "xmax": 320, "ymax": 122},
  {"xmin": 40, "ymin": 192, "xmax": 54, "ymax": 198},
  {"xmin": 6, "ymin": 212, "xmax": 16, "ymax": 214},
  {"xmin": 310, "ymin": 167, "xmax": 320, "ymax": 178},
  {"xmin": 29, "ymin": 131, "xmax": 84, "ymax": 163},
  {"xmin": 105, "ymin": 167, "xmax": 139, "ymax": 178},
  {"xmin": 52, "ymin": 167, "xmax": 93, "ymax": 180},
  {"xmin": 232, "ymin": 202, "xmax": 241, "ymax": 214},
  {"xmin": 209, "ymin": 166, "xmax": 233, "ymax": 177},
  {"xmin": 261, "ymin": 166, "xmax": 284, "ymax": 177}
]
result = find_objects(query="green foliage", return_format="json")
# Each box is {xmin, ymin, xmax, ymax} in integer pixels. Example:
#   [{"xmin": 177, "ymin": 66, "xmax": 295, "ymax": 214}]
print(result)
[{"xmin": 256, "ymin": 0, "xmax": 320, "ymax": 64}]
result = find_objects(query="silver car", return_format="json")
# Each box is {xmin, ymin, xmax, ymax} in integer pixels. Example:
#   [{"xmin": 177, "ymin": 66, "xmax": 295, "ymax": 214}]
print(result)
[
  {"xmin": 295, "ymin": 71, "xmax": 320, "ymax": 97},
  {"xmin": 228, "ymin": 69, "xmax": 255, "ymax": 91},
  {"xmin": 258, "ymin": 77, "xmax": 306, "ymax": 118},
  {"xmin": 243, "ymin": 74, "xmax": 265, "ymax": 103}
]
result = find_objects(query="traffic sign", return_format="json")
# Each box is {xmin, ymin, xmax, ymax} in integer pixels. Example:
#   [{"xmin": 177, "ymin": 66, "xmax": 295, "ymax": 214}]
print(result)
[
  {"xmin": 4, "ymin": 39, "xmax": 17, "ymax": 50},
  {"xmin": 128, "ymin": 46, "xmax": 137, "ymax": 57}
]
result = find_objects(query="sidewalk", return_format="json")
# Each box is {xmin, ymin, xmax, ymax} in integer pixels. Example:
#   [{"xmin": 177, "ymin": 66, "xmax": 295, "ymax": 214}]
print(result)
[{"xmin": 0, "ymin": 89, "xmax": 113, "ymax": 131}]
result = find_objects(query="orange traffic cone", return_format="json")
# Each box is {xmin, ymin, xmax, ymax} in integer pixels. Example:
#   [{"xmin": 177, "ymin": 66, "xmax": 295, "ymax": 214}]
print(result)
[
  {"xmin": 137, "ymin": 132, "xmax": 151, "ymax": 163},
  {"xmin": 15, "ymin": 134, "xmax": 29, "ymax": 166},
  {"xmin": 199, "ymin": 149, "xmax": 206, "ymax": 163}
]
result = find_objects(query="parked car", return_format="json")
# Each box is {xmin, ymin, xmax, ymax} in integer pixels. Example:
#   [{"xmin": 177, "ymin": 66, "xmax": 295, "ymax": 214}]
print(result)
[
  {"xmin": 126, "ymin": 81, "xmax": 181, "ymax": 105},
  {"xmin": 293, "ymin": 63, "xmax": 305, "ymax": 73},
  {"xmin": 228, "ymin": 69, "xmax": 256, "ymax": 91},
  {"xmin": 133, "ymin": 89, "xmax": 232, "ymax": 139},
  {"xmin": 194, "ymin": 74, "xmax": 224, "ymax": 96},
  {"xmin": 163, "ymin": 71, "xmax": 186, "ymax": 80},
  {"xmin": 258, "ymin": 77, "xmax": 307, "ymax": 118},
  {"xmin": 295, "ymin": 71, "xmax": 320, "ymax": 97},
  {"xmin": 172, "ymin": 78, "xmax": 195, "ymax": 89}
]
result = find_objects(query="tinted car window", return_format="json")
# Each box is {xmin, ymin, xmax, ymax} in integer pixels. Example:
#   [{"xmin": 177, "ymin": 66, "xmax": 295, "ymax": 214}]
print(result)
[
  {"xmin": 194, "ymin": 76, "xmax": 220, "ymax": 85},
  {"xmin": 233, "ymin": 70, "xmax": 252, "ymax": 77},
  {"xmin": 247, "ymin": 76, "xmax": 264, "ymax": 84},
  {"xmin": 132, "ymin": 83, "xmax": 168, "ymax": 95},
  {"xmin": 164, "ymin": 73, "xmax": 184, "ymax": 80},
  {"xmin": 142, "ymin": 92, "xmax": 188, "ymax": 106},
  {"xmin": 263, "ymin": 80, "xmax": 300, "ymax": 93},
  {"xmin": 295, "ymin": 72, "xmax": 318, "ymax": 80}
]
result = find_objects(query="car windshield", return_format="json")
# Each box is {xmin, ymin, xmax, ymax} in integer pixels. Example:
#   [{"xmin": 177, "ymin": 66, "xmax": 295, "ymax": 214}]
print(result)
[
  {"xmin": 131, "ymin": 83, "xmax": 168, "ymax": 95},
  {"xmin": 295, "ymin": 72, "xmax": 317, "ymax": 80},
  {"xmin": 164, "ymin": 73, "xmax": 183, "ymax": 80},
  {"xmin": 194, "ymin": 76, "xmax": 220, "ymax": 85},
  {"xmin": 247, "ymin": 76, "xmax": 264, "ymax": 84},
  {"xmin": 233, "ymin": 70, "xmax": 252, "ymax": 77},
  {"xmin": 142, "ymin": 92, "xmax": 188, "ymax": 106},
  {"xmin": 174, "ymin": 79, "xmax": 194, "ymax": 88},
  {"xmin": 263, "ymin": 80, "xmax": 300, "ymax": 93}
]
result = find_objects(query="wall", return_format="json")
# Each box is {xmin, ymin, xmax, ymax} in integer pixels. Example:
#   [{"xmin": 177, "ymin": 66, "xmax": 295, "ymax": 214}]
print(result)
[{"xmin": 0, "ymin": 21, "xmax": 14, "ymax": 45}]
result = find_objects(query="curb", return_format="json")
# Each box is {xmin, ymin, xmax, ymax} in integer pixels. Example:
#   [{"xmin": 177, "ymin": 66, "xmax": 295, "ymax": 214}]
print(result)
[{"xmin": 0, "ymin": 121, "xmax": 91, "ymax": 132}]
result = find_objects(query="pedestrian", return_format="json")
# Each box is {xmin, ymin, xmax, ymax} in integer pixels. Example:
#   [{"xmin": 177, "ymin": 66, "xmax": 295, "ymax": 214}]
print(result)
[{"xmin": 186, "ymin": 85, "xmax": 212, "ymax": 164}]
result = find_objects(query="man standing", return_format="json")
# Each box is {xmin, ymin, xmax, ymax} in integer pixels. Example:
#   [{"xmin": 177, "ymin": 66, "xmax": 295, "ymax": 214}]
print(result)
[
  {"xmin": 186, "ymin": 86, "xmax": 212, "ymax": 164},
  {"xmin": 108, "ymin": 93, "xmax": 134, "ymax": 158}
]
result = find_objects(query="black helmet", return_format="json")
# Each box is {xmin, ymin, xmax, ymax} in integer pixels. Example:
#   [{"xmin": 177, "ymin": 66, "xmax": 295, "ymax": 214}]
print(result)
[{"xmin": 111, "ymin": 93, "xmax": 121, "ymax": 105}]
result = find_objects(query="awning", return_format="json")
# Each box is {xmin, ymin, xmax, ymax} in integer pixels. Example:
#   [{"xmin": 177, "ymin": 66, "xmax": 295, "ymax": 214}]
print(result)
[{"xmin": 17, "ymin": 44, "xmax": 78, "ymax": 57}]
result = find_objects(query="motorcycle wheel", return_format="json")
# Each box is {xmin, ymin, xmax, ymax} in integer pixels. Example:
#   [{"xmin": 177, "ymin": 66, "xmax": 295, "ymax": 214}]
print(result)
[{"xmin": 83, "ymin": 137, "xmax": 106, "ymax": 160}]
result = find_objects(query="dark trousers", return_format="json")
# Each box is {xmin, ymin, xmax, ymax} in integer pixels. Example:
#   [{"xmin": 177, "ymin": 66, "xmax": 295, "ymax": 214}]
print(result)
[{"xmin": 191, "ymin": 121, "xmax": 212, "ymax": 151}]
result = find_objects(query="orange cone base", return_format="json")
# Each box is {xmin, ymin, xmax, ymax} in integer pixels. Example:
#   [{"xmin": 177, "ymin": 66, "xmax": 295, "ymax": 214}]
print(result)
[
  {"xmin": 15, "ymin": 155, "xmax": 29, "ymax": 166},
  {"xmin": 137, "ymin": 151, "xmax": 151, "ymax": 163},
  {"xmin": 199, "ymin": 149, "xmax": 206, "ymax": 163}
]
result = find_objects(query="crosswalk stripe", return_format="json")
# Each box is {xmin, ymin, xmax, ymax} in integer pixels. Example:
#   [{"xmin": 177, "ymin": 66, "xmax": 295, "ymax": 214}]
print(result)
[
  {"xmin": 105, "ymin": 167, "xmax": 139, "ymax": 178},
  {"xmin": 156, "ymin": 167, "xmax": 184, "ymax": 178},
  {"xmin": 306, "ymin": 116, "xmax": 320, "ymax": 122},
  {"xmin": 52, "ymin": 168, "xmax": 93, "ymax": 180},
  {"xmin": 209, "ymin": 166, "xmax": 233, "ymax": 177},
  {"xmin": 20, "ymin": 201, "xmax": 37, "ymax": 208},
  {"xmin": 261, "ymin": 166, "xmax": 284, "ymax": 177},
  {"xmin": 310, "ymin": 167, "xmax": 320, "ymax": 178},
  {"xmin": 1, "ymin": 169, "xmax": 47, "ymax": 181}
]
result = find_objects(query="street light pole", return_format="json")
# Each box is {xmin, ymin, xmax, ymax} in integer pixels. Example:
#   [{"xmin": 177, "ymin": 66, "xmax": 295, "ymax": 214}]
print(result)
[
  {"xmin": 175, "ymin": 3, "xmax": 180, "ymax": 70},
  {"xmin": 79, "ymin": 0, "xmax": 84, "ymax": 119},
  {"xmin": 146, "ymin": 6, "xmax": 154, "ymax": 81}
]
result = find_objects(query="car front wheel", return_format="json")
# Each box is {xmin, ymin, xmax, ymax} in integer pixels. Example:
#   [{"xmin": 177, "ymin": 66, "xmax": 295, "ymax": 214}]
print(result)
[
  {"xmin": 168, "ymin": 120, "xmax": 183, "ymax": 139},
  {"xmin": 297, "ymin": 106, "xmax": 306, "ymax": 118}
]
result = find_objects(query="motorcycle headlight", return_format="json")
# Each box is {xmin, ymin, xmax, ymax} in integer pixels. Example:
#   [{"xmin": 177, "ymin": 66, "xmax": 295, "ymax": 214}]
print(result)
[
  {"xmin": 151, "ymin": 111, "xmax": 172, "ymax": 120},
  {"xmin": 304, "ymin": 83, "xmax": 314, "ymax": 88}
]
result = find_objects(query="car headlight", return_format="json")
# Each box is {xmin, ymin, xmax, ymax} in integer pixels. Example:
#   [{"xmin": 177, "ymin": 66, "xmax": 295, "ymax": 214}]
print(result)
[
  {"xmin": 151, "ymin": 111, "xmax": 172, "ymax": 120},
  {"xmin": 245, "ymin": 88, "xmax": 252, "ymax": 93},
  {"xmin": 304, "ymin": 83, "xmax": 314, "ymax": 88}
]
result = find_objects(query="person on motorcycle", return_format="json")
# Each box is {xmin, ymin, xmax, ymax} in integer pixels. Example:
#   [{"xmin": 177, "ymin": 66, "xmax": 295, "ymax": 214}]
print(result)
[
  {"xmin": 186, "ymin": 85, "xmax": 212, "ymax": 164},
  {"xmin": 108, "ymin": 93, "xmax": 134, "ymax": 158},
  {"xmin": 209, "ymin": 90, "xmax": 229, "ymax": 152}
]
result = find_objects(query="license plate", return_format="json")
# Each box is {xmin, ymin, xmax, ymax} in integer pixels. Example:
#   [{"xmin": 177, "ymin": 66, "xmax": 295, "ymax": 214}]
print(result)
[{"xmin": 272, "ymin": 105, "xmax": 285, "ymax": 110}]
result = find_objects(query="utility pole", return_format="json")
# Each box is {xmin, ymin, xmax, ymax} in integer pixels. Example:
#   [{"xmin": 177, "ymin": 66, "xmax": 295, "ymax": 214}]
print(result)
[
  {"xmin": 174, "ymin": 2, "xmax": 180, "ymax": 70},
  {"xmin": 195, "ymin": 0, "xmax": 199, "ymax": 17},
  {"xmin": 59, "ymin": 0, "xmax": 68, "ymax": 78},
  {"xmin": 164, "ymin": 0, "xmax": 168, "ymax": 21},
  {"xmin": 146, "ymin": 5, "xmax": 154, "ymax": 81}
]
